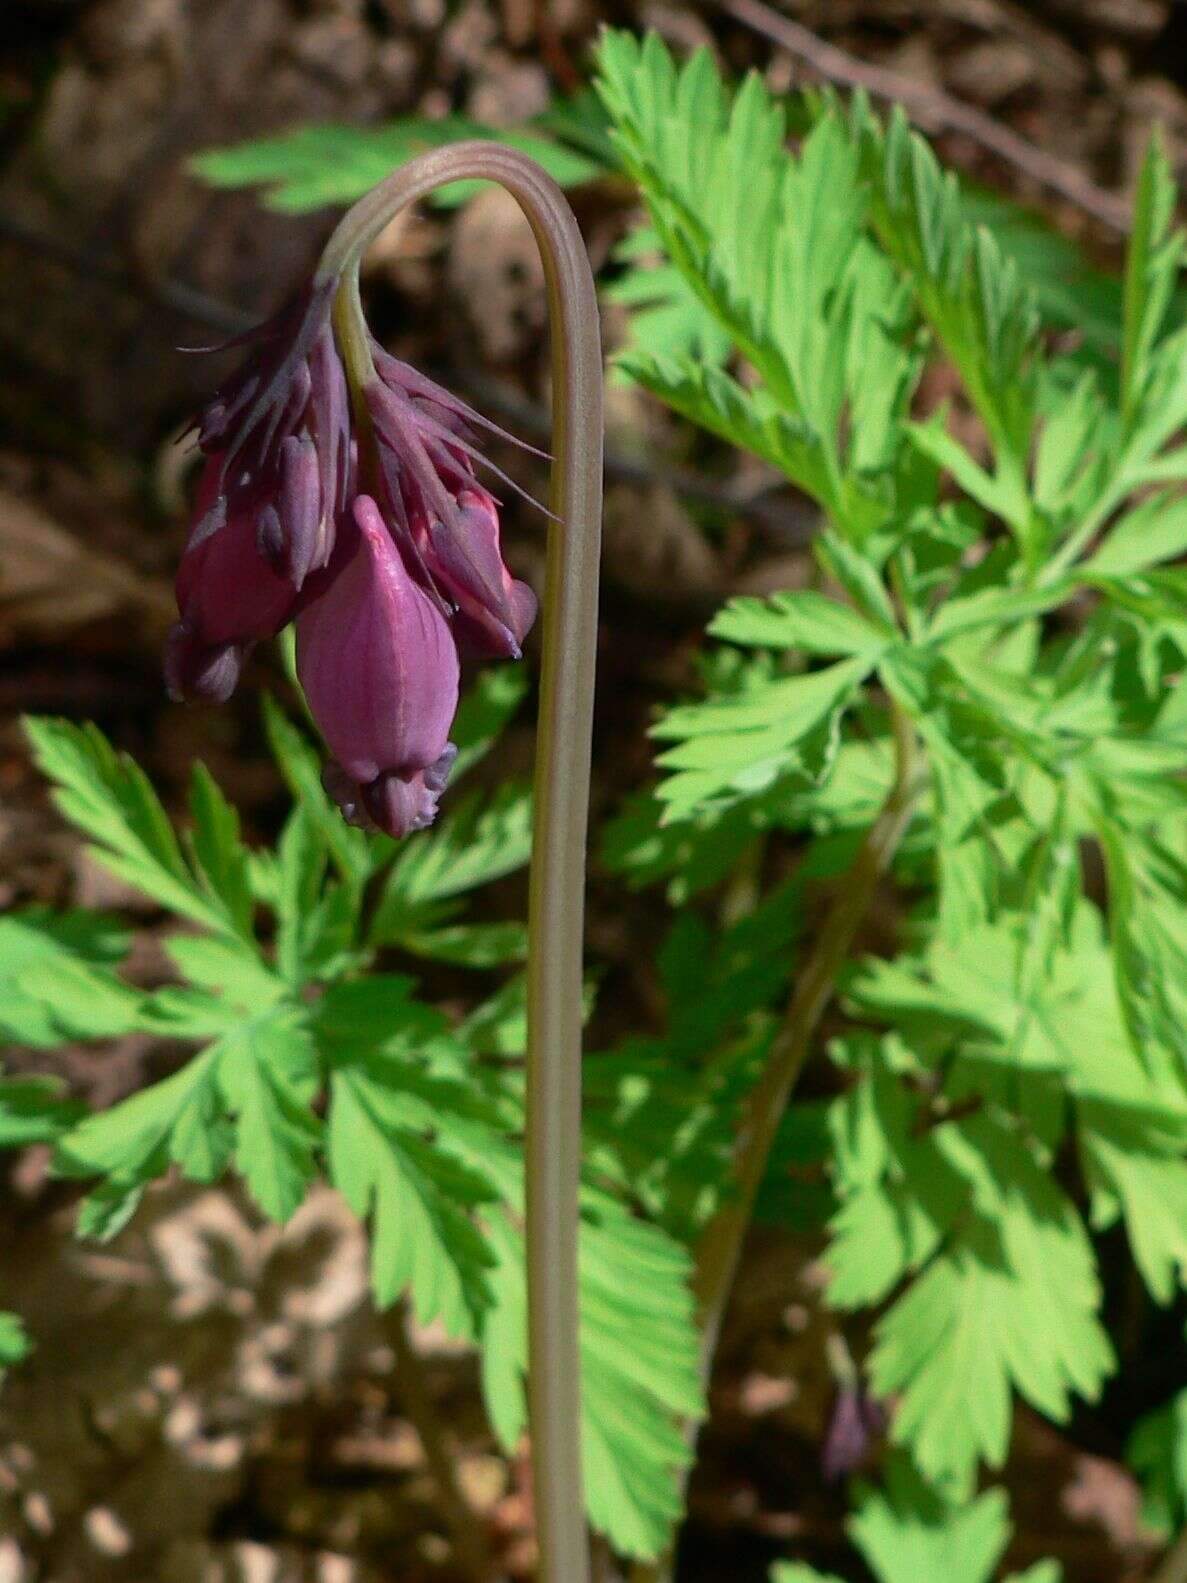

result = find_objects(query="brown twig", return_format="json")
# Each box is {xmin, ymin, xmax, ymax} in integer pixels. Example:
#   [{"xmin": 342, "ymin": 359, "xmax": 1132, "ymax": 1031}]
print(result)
[
  {"xmin": 690, "ymin": 702, "xmax": 920, "ymax": 1383},
  {"xmin": 718, "ymin": 0, "xmax": 1134, "ymax": 235},
  {"xmin": 1153, "ymin": 1529, "xmax": 1187, "ymax": 1583},
  {"xmin": 389, "ymin": 1303, "xmax": 500, "ymax": 1582}
]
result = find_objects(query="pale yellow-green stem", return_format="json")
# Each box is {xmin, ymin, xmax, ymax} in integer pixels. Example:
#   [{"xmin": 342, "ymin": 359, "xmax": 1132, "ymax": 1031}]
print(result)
[
  {"xmin": 319, "ymin": 145, "xmax": 602, "ymax": 1583},
  {"xmin": 692, "ymin": 703, "xmax": 918, "ymax": 1377}
]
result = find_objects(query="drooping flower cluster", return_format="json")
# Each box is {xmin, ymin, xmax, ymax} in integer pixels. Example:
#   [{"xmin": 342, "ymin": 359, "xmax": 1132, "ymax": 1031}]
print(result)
[{"xmin": 168, "ymin": 282, "xmax": 537, "ymax": 838}]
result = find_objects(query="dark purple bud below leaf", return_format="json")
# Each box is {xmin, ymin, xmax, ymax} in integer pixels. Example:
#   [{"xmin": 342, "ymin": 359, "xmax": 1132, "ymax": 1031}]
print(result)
[{"xmin": 822, "ymin": 1385, "xmax": 886, "ymax": 1482}]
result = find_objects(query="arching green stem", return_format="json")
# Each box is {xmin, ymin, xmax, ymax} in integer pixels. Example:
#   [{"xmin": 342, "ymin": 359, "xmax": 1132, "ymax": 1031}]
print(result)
[{"xmin": 322, "ymin": 145, "xmax": 603, "ymax": 1583}]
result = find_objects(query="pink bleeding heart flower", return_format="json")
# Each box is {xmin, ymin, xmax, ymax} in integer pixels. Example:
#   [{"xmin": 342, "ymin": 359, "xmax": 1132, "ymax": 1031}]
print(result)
[
  {"xmin": 364, "ymin": 343, "xmax": 539, "ymax": 657},
  {"xmin": 296, "ymin": 494, "xmax": 460, "ymax": 839},
  {"xmin": 428, "ymin": 486, "xmax": 539, "ymax": 659},
  {"xmin": 166, "ymin": 456, "xmax": 303, "ymax": 704},
  {"xmin": 192, "ymin": 281, "xmax": 351, "ymax": 599}
]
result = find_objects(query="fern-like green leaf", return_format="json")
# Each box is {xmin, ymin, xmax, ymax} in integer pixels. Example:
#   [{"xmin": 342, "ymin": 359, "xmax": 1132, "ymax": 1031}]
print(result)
[
  {"xmin": 24, "ymin": 718, "xmax": 237, "ymax": 934},
  {"xmin": 849, "ymin": 1459, "xmax": 1010, "ymax": 1583},
  {"xmin": 1123, "ymin": 132, "xmax": 1184, "ymax": 432},
  {"xmin": 0, "ymin": 910, "xmax": 142, "ymax": 1047},
  {"xmin": 596, "ymin": 33, "xmax": 918, "ymax": 538},
  {"xmin": 653, "ymin": 654, "xmax": 876, "ymax": 820},
  {"xmin": 480, "ymin": 1193, "xmax": 702, "ymax": 1560},
  {"xmin": 192, "ymin": 116, "xmax": 605, "ymax": 213},
  {"xmin": 58, "ymin": 1003, "xmax": 319, "ymax": 1225}
]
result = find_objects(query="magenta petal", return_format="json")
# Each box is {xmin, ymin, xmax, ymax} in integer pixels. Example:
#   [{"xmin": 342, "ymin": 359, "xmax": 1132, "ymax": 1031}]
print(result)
[
  {"xmin": 296, "ymin": 495, "xmax": 460, "ymax": 787},
  {"xmin": 164, "ymin": 624, "xmax": 244, "ymax": 704},
  {"xmin": 432, "ymin": 489, "xmax": 537, "ymax": 657},
  {"xmin": 276, "ymin": 433, "xmax": 329, "ymax": 589},
  {"xmin": 175, "ymin": 524, "xmax": 296, "ymax": 645},
  {"xmin": 363, "ymin": 763, "xmax": 450, "ymax": 837},
  {"xmin": 321, "ymin": 747, "xmax": 457, "ymax": 839},
  {"xmin": 170, "ymin": 456, "xmax": 299, "ymax": 701}
]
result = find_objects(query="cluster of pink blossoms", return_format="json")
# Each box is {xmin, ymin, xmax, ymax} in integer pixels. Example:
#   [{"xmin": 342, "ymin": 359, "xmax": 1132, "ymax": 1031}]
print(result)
[{"xmin": 167, "ymin": 282, "xmax": 536, "ymax": 838}]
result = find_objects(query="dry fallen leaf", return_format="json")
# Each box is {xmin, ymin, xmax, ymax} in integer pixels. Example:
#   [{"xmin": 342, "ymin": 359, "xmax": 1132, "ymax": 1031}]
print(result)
[{"xmin": 0, "ymin": 486, "xmax": 173, "ymax": 646}]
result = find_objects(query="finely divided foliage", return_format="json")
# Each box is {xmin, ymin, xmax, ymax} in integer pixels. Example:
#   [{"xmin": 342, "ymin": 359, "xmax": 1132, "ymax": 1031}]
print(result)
[
  {"xmin": 593, "ymin": 27, "xmax": 1187, "ymax": 1573},
  {"xmin": 6, "ymin": 678, "xmax": 701, "ymax": 1561}
]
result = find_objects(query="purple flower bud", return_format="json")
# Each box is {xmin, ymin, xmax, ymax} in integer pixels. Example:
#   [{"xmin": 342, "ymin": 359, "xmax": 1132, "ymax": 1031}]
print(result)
[
  {"xmin": 171, "ymin": 268, "xmax": 539, "ymax": 839},
  {"xmin": 266, "ymin": 433, "xmax": 331, "ymax": 589},
  {"xmin": 166, "ymin": 457, "xmax": 301, "ymax": 703},
  {"xmin": 189, "ymin": 283, "xmax": 350, "ymax": 593},
  {"xmin": 433, "ymin": 488, "xmax": 538, "ymax": 658},
  {"xmin": 362, "ymin": 346, "xmax": 539, "ymax": 658},
  {"xmin": 323, "ymin": 749, "xmax": 458, "ymax": 838},
  {"xmin": 296, "ymin": 495, "xmax": 460, "ymax": 839},
  {"xmin": 822, "ymin": 1384, "xmax": 886, "ymax": 1482}
]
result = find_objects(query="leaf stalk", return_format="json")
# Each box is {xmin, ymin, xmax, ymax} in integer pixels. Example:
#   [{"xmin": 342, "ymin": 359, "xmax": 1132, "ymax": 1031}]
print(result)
[
  {"xmin": 692, "ymin": 700, "xmax": 918, "ymax": 1375},
  {"xmin": 632, "ymin": 701, "xmax": 920, "ymax": 1583}
]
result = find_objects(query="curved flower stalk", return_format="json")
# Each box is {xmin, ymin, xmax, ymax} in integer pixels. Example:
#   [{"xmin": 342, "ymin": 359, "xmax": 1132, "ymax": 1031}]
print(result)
[{"xmin": 170, "ymin": 145, "xmax": 603, "ymax": 1583}]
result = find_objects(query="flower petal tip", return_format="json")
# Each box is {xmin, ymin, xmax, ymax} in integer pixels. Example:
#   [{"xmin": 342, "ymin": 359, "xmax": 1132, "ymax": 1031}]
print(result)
[{"xmin": 323, "ymin": 744, "xmax": 458, "ymax": 839}]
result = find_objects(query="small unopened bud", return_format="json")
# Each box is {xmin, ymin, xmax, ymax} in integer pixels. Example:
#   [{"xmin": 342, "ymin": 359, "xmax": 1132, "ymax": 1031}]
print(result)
[
  {"xmin": 362, "ymin": 362, "xmax": 538, "ymax": 658},
  {"xmin": 434, "ymin": 489, "xmax": 538, "ymax": 657},
  {"xmin": 822, "ymin": 1385, "xmax": 886, "ymax": 1481},
  {"xmin": 168, "ymin": 458, "xmax": 299, "ymax": 703},
  {"xmin": 275, "ymin": 433, "xmax": 329, "ymax": 588}
]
